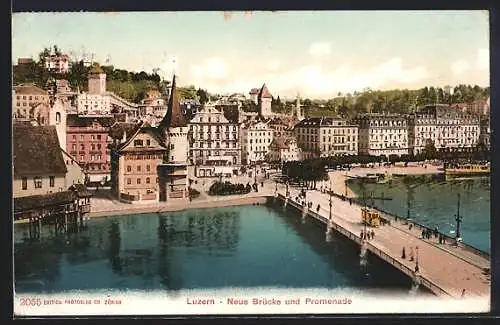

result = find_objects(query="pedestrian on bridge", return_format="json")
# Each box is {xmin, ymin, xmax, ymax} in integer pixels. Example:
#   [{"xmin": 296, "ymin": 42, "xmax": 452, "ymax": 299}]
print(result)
[
  {"xmin": 402, "ymin": 247, "xmax": 406, "ymax": 259},
  {"xmin": 371, "ymin": 229, "xmax": 375, "ymax": 239}
]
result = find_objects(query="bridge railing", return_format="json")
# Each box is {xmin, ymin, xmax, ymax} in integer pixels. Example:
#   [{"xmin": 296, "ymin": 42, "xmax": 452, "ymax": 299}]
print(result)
[
  {"xmin": 276, "ymin": 193, "xmax": 454, "ymax": 298},
  {"xmin": 367, "ymin": 205, "xmax": 490, "ymax": 261}
]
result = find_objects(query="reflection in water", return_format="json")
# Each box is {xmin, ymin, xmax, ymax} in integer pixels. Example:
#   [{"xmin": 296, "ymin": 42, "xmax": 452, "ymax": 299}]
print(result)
[
  {"xmin": 15, "ymin": 205, "xmax": 419, "ymax": 294},
  {"xmin": 349, "ymin": 177, "xmax": 490, "ymax": 253}
]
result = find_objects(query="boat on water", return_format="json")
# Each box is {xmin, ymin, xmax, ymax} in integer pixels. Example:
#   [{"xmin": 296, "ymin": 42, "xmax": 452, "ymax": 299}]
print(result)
[{"xmin": 445, "ymin": 163, "xmax": 490, "ymax": 178}]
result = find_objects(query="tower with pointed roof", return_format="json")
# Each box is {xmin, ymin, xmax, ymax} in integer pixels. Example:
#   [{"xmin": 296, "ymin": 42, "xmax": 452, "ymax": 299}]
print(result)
[
  {"xmin": 157, "ymin": 75, "xmax": 189, "ymax": 202},
  {"xmin": 258, "ymin": 84, "xmax": 273, "ymax": 118}
]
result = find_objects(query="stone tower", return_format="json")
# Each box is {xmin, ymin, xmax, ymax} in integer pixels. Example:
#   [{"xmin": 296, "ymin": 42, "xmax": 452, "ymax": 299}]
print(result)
[
  {"xmin": 258, "ymin": 84, "xmax": 273, "ymax": 118},
  {"xmin": 49, "ymin": 99, "xmax": 67, "ymax": 150},
  {"xmin": 88, "ymin": 64, "xmax": 107, "ymax": 94},
  {"xmin": 157, "ymin": 75, "xmax": 189, "ymax": 202}
]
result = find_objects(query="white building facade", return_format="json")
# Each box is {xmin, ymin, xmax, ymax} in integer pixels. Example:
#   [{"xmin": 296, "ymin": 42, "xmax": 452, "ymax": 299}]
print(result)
[
  {"xmin": 267, "ymin": 136, "xmax": 302, "ymax": 163},
  {"xmin": 241, "ymin": 119, "xmax": 274, "ymax": 165},
  {"xmin": 355, "ymin": 114, "xmax": 410, "ymax": 156},
  {"xmin": 188, "ymin": 104, "xmax": 241, "ymax": 177}
]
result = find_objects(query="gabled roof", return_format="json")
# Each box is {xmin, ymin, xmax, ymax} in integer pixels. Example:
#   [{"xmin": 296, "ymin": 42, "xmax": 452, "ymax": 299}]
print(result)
[
  {"xmin": 117, "ymin": 124, "xmax": 167, "ymax": 153},
  {"xmin": 67, "ymin": 114, "xmax": 116, "ymax": 128},
  {"xmin": 14, "ymin": 191, "xmax": 76, "ymax": 213},
  {"xmin": 13, "ymin": 125, "xmax": 67, "ymax": 177},
  {"xmin": 13, "ymin": 85, "xmax": 48, "ymax": 95},
  {"xmin": 258, "ymin": 84, "xmax": 272, "ymax": 99},
  {"xmin": 158, "ymin": 74, "xmax": 187, "ymax": 129},
  {"xmin": 249, "ymin": 88, "xmax": 260, "ymax": 95},
  {"xmin": 270, "ymin": 136, "xmax": 296, "ymax": 150}
]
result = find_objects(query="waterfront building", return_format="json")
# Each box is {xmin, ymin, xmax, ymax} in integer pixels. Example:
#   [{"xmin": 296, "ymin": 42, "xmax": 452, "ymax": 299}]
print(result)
[
  {"xmin": 294, "ymin": 117, "xmax": 321, "ymax": 159},
  {"xmin": 413, "ymin": 105, "xmax": 480, "ymax": 153},
  {"xmin": 240, "ymin": 118, "xmax": 274, "ymax": 165},
  {"xmin": 187, "ymin": 103, "xmax": 241, "ymax": 177},
  {"xmin": 294, "ymin": 117, "xmax": 358, "ymax": 158},
  {"xmin": 13, "ymin": 125, "xmax": 69, "ymax": 198},
  {"xmin": 157, "ymin": 75, "xmax": 189, "ymax": 201},
  {"xmin": 66, "ymin": 114, "xmax": 116, "ymax": 183},
  {"xmin": 249, "ymin": 84, "xmax": 273, "ymax": 118},
  {"xmin": 12, "ymin": 84, "xmax": 50, "ymax": 118},
  {"xmin": 110, "ymin": 121, "xmax": 167, "ymax": 202},
  {"xmin": 353, "ymin": 114, "xmax": 409, "ymax": 157},
  {"xmin": 267, "ymin": 136, "xmax": 302, "ymax": 163},
  {"xmin": 44, "ymin": 54, "xmax": 71, "ymax": 74},
  {"xmin": 318, "ymin": 117, "xmax": 358, "ymax": 157}
]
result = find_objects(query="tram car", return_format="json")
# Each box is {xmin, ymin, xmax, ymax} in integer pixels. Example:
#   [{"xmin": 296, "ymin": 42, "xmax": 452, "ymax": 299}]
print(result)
[{"xmin": 361, "ymin": 207, "xmax": 381, "ymax": 227}]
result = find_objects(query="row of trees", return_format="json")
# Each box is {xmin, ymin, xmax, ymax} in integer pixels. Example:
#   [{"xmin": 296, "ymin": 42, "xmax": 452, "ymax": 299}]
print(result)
[
  {"xmin": 281, "ymin": 143, "xmax": 490, "ymax": 184},
  {"xmin": 296, "ymin": 85, "xmax": 489, "ymax": 118}
]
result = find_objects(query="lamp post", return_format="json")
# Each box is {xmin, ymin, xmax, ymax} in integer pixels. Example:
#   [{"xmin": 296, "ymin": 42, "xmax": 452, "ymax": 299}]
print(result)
[
  {"xmin": 329, "ymin": 184, "xmax": 332, "ymax": 221},
  {"xmin": 415, "ymin": 245, "xmax": 419, "ymax": 273},
  {"xmin": 455, "ymin": 192, "xmax": 462, "ymax": 242}
]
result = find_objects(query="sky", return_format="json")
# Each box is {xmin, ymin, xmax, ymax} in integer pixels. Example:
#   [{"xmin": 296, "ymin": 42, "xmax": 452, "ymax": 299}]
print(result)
[{"xmin": 12, "ymin": 11, "xmax": 490, "ymax": 99}]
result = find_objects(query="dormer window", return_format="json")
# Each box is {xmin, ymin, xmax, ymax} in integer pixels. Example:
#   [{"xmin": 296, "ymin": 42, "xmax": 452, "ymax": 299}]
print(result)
[{"xmin": 134, "ymin": 139, "xmax": 144, "ymax": 147}]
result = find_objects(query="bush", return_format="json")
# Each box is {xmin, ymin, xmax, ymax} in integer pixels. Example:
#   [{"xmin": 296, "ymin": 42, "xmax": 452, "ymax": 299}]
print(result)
[{"xmin": 209, "ymin": 181, "xmax": 252, "ymax": 196}]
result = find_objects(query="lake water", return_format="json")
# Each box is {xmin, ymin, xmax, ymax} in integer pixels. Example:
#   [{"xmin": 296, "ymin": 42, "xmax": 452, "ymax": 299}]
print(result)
[
  {"xmin": 14, "ymin": 204, "xmax": 423, "ymax": 294},
  {"xmin": 348, "ymin": 176, "xmax": 491, "ymax": 253}
]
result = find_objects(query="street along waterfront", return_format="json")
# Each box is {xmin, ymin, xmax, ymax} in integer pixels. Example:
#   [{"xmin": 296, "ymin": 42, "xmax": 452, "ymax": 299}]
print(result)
[
  {"xmin": 348, "ymin": 176, "xmax": 490, "ymax": 254},
  {"xmin": 14, "ymin": 204, "xmax": 427, "ymax": 295}
]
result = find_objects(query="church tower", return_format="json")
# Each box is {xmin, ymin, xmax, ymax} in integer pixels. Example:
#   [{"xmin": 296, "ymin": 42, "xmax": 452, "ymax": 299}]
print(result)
[
  {"xmin": 157, "ymin": 75, "xmax": 189, "ymax": 202},
  {"xmin": 295, "ymin": 92, "xmax": 304, "ymax": 121}
]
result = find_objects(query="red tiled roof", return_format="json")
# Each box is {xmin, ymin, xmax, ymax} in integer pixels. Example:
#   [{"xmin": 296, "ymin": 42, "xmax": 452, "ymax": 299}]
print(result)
[{"xmin": 259, "ymin": 84, "xmax": 272, "ymax": 98}]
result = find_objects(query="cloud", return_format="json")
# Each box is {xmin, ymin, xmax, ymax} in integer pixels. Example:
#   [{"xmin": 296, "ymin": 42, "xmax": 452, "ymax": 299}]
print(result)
[
  {"xmin": 308, "ymin": 42, "xmax": 332, "ymax": 58},
  {"xmin": 267, "ymin": 60, "xmax": 281, "ymax": 71},
  {"xmin": 192, "ymin": 57, "xmax": 429, "ymax": 99},
  {"xmin": 189, "ymin": 57, "xmax": 228, "ymax": 81},
  {"xmin": 451, "ymin": 59, "xmax": 470, "ymax": 75},
  {"xmin": 477, "ymin": 48, "xmax": 489, "ymax": 70}
]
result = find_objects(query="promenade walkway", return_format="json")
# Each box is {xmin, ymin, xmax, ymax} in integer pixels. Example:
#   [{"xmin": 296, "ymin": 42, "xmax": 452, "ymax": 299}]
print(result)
[{"xmin": 278, "ymin": 185, "xmax": 490, "ymax": 299}]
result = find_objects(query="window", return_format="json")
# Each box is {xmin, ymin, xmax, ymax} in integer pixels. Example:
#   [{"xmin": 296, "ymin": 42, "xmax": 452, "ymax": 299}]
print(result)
[
  {"xmin": 80, "ymin": 155, "xmax": 84, "ymax": 161},
  {"xmin": 97, "ymin": 135, "xmax": 101, "ymax": 140},
  {"xmin": 91, "ymin": 135, "xmax": 95, "ymax": 140},
  {"xmin": 22, "ymin": 177, "xmax": 27, "ymax": 190},
  {"xmin": 80, "ymin": 135, "xmax": 84, "ymax": 140},
  {"xmin": 49, "ymin": 176, "xmax": 55, "ymax": 187},
  {"xmin": 146, "ymin": 165, "xmax": 150, "ymax": 172},
  {"xmin": 34, "ymin": 176, "xmax": 42, "ymax": 189},
  {"xmin": 137, "ymin": 165, "xmax": 141, "ymax": 172},
  {"xmin": 55, "ymin": 112, "xmax": 61, "ymax": 124},
  {"xmin": 127, "ymin": 165, "xmax": 132, "ymax": 172},
  {"xmin": 92, "ymin": 144, "xmax": 96, "ymax": 150},
  {"xmin": 146, "ymin": 177, "xmax": 151, "ymax": 184},
  {"xmin": 72, "ymin": 135, "xmax": 76, "ymax": 140},
  {"xmin": 170, "ymin": 144, "xmax": 175, "ymax": 150},
  {"xmin": 97, "ymin": 144, "xmax": 101, "ymax": 150},
  {"xmin": 137, "ymin": 178, "xmax": 141, "ymax": 184},
  {"xmin": 127, "ymin": 178, "xmax": 131, "ymax": 185},
  {"xmin": 134, "ymin": 139, "xmax": 144, "ymax": 147},
  {"xmin": 72, "ymin": 144, "xmax": 76, "ymax": 150}
]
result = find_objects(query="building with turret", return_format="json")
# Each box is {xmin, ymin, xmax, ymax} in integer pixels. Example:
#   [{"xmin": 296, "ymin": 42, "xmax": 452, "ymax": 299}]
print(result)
[
  {"xmin": 109, "ymin": 75, "xmax": 189, "ymax": 203},
  {"xmin": 157, "ymin": 75, "xmax": 189, "ymax": 201}
]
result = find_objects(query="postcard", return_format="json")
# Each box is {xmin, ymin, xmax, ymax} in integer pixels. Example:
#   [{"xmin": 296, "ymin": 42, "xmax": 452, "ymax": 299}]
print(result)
[{"xmin": 12, "ymin": 10, "xmax": 490, "ymax": 317}]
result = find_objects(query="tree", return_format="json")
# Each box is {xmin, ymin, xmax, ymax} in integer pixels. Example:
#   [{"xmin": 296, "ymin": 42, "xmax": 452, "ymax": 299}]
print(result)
[
  {"xmin": 196, "ymin": 88, "xmax": 209, "ymax": 104},
  {"xmin": 422, "ymin": 139, "xmax": 437, "ymax": 160}
]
